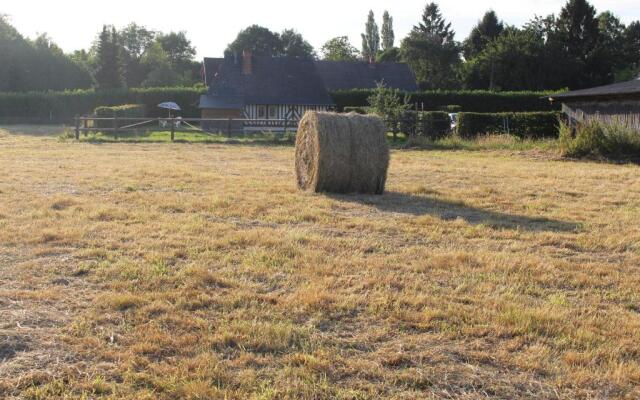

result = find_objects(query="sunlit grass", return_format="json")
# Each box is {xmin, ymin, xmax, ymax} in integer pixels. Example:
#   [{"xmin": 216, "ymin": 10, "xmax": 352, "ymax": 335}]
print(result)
[{"xmin": 1, "ymin": 127, "xmax": 639, "ymax": 399}]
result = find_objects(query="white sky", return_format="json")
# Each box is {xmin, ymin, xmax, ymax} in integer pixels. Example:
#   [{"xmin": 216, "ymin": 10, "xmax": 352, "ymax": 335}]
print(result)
[{"xmin": 2, "ymin": 0, "xmax": 638, "ymax": 59}]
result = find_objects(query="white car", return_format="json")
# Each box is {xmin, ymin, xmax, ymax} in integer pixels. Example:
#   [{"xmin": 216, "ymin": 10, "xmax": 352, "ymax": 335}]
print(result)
[{"xmin": 449, "ymin": 113, "xmax": 458, "ymax": 130}]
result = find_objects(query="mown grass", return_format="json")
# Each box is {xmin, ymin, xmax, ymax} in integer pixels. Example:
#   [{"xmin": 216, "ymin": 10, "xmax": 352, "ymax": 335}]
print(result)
[{"xmin": 1, "ymin": 127, "xmax": 639, "ymax": 399}]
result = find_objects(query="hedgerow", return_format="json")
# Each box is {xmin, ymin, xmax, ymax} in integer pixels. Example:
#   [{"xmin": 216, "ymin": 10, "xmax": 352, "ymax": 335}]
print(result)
[
  {"xmin": 456, "ymin": 112, "xmax": 563, "ymax": 138},
  {"xmin": 0, "ymin": 87, "xmax": 204, "ymax": 123},
  {"xmin": 332, "ymin": 89, "xmax": 560, "ymax": 113}
]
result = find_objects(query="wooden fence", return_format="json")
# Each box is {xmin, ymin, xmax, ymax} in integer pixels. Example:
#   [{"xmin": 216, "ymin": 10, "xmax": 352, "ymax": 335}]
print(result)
[
  {"xmin": 73, "ymin": 116, "xmax": 299, "ymax": 140},
  {"xmin": 73, "ymin": 114, "xmax": 454, "ymax": 141}
]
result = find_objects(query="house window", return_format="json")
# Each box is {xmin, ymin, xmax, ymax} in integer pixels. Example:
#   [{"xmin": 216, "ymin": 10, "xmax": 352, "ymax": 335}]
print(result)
[
  {"xmin": 268, "ymin": 106, "xmax": 278, "ymax": 119},
  {"xmin": 257, "ymin": 105, "xmax": 266, "ymax": 119}
]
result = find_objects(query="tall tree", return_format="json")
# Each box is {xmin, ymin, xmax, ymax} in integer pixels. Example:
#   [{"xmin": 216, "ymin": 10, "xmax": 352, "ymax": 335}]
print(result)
[
  {"xmin": 552, "ymin": 0, "xmax": 601, "ymax": 88},
  {"xmin": 280, "ymin": 29, "xmax": 316, "ymax": 58},
  {"xmin": 157, "ymin": 32, "xmax": 196, "ymax": 69},
  {"xmin": 226, "ymin": 25, "xmax": 283, "ymax": 56},
  {"xmin": 381, "ymin": 11, "xmax": 395, "ymax": 50},
  {"xmin": 118, "ymin": 23, "xmax": 156, "ymax": 87},
  {"xmin": 464, "ymin": 10, "xmax": 504, "ymax": 59},
  {"xmin": 0, "ymin": 15, "xmax": 91, "ymax": 91},
  {"xmin": 361, "ymin": 10, "xmax": 380, "ymax": 62},
  {"xmin": 401, "ymin": 2, "xmax": 461, "ymax": 89},
  {"xmin": 463, "ymin": 27, "xmax": 547, "ymax": 90},
  {"xmin": 415, "ymin": 2, "xmax": 455, "ymax": 44},
  {"xmin": 94, "ymin": 25, "xmax": 125, "ymax": 89},
  {"xmin": 623, "ymin": 21, "xmax": 640, "ymax": 79},
  {"xmin": 594, "ymin": 12, "xmax": 627, "ymax": 82},
  {"xmin": 321, "ymin": 36, "xmax": 360, "ymax": 61}
]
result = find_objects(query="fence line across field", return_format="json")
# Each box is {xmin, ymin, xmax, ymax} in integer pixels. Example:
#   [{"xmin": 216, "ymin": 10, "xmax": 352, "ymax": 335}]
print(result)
[
  {"xmin": 73, "ymin": 116, "xmax": 302, "ymax": 140},
  {"xmin": 73, "ymin": 115, "xmax": 455, "ymax": 141}
]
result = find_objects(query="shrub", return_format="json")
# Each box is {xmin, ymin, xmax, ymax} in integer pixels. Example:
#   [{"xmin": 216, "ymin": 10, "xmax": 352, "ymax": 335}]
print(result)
[
  {"xmin": 94, "ymin": 104, "xmax": 146, "ymax": 129},
  {"xmin": 398, "ymin": 111, "xmax": 451, "ymax": 139},
  {"xmin": 441, "ymin": 105, "xmax": 462, "ymax": 113},
  {"xmin": 331, "ymin": 89, "xmax": 560, "ymax": 113},
  {"xmin": 367, "ymin": 82, "xmax": 410, "ymax": 120},
  {"xmin": 456, "ymin": 112, "xmax": 562, "ymax": 139},
  {"xmin": 343, "ymin": 106, "xmax": 370, "ymax": 114},
  {"xmin": 559, "ymin": 120, "xmax": 640, "ymax": 159}
]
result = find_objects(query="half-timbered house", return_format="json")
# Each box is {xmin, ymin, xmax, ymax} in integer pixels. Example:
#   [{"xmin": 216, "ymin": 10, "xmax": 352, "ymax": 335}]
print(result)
[{"xmin": 198, "ymin": 50, "xmax": 418, "ymax": 132}]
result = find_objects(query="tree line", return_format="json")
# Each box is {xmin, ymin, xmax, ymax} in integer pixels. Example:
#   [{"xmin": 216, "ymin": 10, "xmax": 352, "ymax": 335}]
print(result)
[
  {"xmin": 1, "ymin": 0, "xmax": 638, "ymax": 93},
  {"xmin": 0, "ymin": 16, "xmax": 200, "ymax": 91},
  {"xmin": 344, "ymin": 0, "xmax": 639, "ymax": 90}
]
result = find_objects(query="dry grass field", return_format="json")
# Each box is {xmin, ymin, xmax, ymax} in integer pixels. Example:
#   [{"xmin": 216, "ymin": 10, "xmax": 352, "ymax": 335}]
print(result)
[{"xmin": 1, "ymin": 126, "xmax": 639, "ymax": 399}]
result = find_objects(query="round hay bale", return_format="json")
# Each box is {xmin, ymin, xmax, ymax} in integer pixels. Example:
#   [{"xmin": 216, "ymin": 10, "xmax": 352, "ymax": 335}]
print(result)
[{"xmin": 295, "ymin": 111, "xmax": 390, "ymax": 194}]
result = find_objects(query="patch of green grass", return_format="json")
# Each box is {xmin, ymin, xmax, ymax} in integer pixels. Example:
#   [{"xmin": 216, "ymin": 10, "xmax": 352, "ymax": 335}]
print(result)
[
  {"xmin": 407, "ymin": 133, "xmax": 559, "ymax": 152},
  {"xmin": 78, "ymin": 130, "xmax": 296, "ymax": 145}
]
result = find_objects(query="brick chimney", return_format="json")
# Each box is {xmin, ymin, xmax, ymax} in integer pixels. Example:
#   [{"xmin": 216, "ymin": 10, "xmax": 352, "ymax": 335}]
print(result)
[{"xmin": 242, "ymin": 49, "xmax": 253, "ymax": 75}]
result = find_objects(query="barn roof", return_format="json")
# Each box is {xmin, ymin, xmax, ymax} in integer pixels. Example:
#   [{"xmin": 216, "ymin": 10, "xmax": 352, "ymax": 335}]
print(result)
[
  {"xmin": 314, "ymin": 61, "xmax": 418, "ymax": 91},
  {"xmin": 550, "ymin": 77, "xmax": 640, "ymax": 101},
  {"xmin": 201, "ymin": 56, "xmax": 334, "ymax": 108}
]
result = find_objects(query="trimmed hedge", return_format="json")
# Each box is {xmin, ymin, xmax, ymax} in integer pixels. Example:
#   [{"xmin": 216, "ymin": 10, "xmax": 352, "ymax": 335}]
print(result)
[
  {"xmin": 331, "ymin": 89, "xmax": 560, "ymax": 113},
  {"xmin": 0, "ymin": 86, "xmax": 562, "ymax": 124},
  {"xmin": 343, "ymin": 106, "xmax": 371, "ymax": 114},
  {"xmin": 95, "ymin": 104, "xmax": 146, "ymax": 128},
  {"xmin": 398, "ymin": 111, "xmax": 451, "ymax": 139},
  {"xmin": 0, "ymin": 87, "xmax": 204, "ymax": 123},
  {"xmin": 456, "ymin": 112, "xmax": 563, "ymax": 138}
]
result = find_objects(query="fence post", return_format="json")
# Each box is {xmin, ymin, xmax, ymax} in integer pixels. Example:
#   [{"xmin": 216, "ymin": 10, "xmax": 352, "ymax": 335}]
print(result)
[
  {"xmin": 74, "ymin": 116, "xmax": 80, "ymax": 140},
  {"xmin": 227, "ymin": 118, "xmax": 231, "ymax": 136},
  {"xmin": 392, "ymin": 118, "xmax": 398, "ymax": 142},
  {"xmin": 113, "ymin": 116, "xmax": 119, "ymax": 139},
  {"xmin": 284, "ymin": 113, "xmax": 288, "ymax": 136},
  {"xmin": 170, "ymin": 118, "xmax": 175, "ymax": 141}
]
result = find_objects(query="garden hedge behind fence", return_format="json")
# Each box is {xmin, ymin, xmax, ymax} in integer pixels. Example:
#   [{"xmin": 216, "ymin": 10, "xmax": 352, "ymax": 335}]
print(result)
[
  {"xmin": 94, "ymin": 104, "xmax": 147, "ymax": 128},
  {"xmin": 0, "ymin": 87, "xmax": 563, "ymax": 124},
  {"xmin": 456, "ymin": 112, "xmax": 563, "ymax": 138},
  {"xmin": 332, "ymin": 89, "xmax": 560, "ymax": 113},
  {"xmin": 0, "ymin": 87, "xmax": 205, "ymax": 124}
]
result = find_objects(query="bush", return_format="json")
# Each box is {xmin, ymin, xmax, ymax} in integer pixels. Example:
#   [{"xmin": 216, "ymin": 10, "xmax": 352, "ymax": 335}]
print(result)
[
  {"xmin": 95, "ymin": 104, "xmax": 146, "ymax": 118},
  {"xmin": 330, "ymin": 89, "xmax": 560, "ymax": 113},
  {"xmin": 441, "ymin": 105, "xmax": 462, "ymax": 113},
  {"xmin": 94, "ymin": 104, "xmax": 146, "ymax": 128},
  {"xmin": 343, "ymin": 106, "xmax": 370, "ymax": 114},
  {"xmin": 559, "ymin": 120, "xmax": 640, "ymax": 159},
  {"xmin": 397, "ymin": 111, "xmax": 451, "ymax": 139},
  {"xmin": 456, "ymin": 112, "xmax": 562, "ymax": 138}
]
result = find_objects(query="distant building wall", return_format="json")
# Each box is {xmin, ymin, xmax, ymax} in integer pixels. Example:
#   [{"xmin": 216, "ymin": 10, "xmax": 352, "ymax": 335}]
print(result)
[
  {"xmin": 201, "ymin": 108, "xmax": 243, "ymax": 133},
  {"xmin": 562, "ymin": 99, "xmax": 640, "ymax": 130}
]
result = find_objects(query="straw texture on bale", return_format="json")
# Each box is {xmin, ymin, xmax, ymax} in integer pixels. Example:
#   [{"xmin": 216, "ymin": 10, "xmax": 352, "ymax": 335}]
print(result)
[{"xmin": 295, "ymin": 111, "xmax": 390, "ymax": 194}]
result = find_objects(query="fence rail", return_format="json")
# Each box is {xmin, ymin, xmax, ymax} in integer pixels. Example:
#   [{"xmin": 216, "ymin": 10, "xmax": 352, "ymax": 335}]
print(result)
[
  {"xmin": 72, "ymin": 114, "xmax": 455, "ymax": 141},
  {"xmin": 73, "ymin": 116, "xmax": 299, "ymax": 141}
]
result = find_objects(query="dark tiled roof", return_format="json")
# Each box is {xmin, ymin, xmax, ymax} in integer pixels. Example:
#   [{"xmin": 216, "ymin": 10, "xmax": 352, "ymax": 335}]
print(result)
[
  {"xmin": 314, "ymin": 61, "xmax": 418, "ymax": 91},
  {"xmin": 200, "ymin": 56, "xmax": 334, "ymax": 108},
  {"xmin": 550, "ymin": 77, "xmax": 640, "ymax": 100},
  {"xmin": 198, "ymin": 94, "xmax": 244, "ymax": 109}
]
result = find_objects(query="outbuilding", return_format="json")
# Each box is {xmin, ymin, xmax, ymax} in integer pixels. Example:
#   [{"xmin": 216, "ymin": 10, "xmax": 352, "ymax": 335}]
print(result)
[{"xmin": 549, "ymin": 77, "xmax": 640, "ymax": 129}]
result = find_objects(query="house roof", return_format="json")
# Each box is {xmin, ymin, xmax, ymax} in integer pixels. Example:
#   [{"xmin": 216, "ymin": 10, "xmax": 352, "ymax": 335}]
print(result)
[
  {"xmin": 200, "ymin": 56, "xmax": 420, "ymax": 109},
  {"xmin": 201, "ymin": 56, "xmax": 334, "ymax": 108},
  {"xmin": 314, "ymin": 60, "xmax": 418, "ymax": 92},
  {"xmin": 550, "ymin": 77, "xmax": 640, "ymax": 101}
]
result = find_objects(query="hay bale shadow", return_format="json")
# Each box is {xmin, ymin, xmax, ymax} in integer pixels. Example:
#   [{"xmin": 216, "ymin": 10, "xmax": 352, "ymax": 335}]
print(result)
[{"xmin": 330, "ymin": 192, "xmax": 580, "ymax": 233}]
